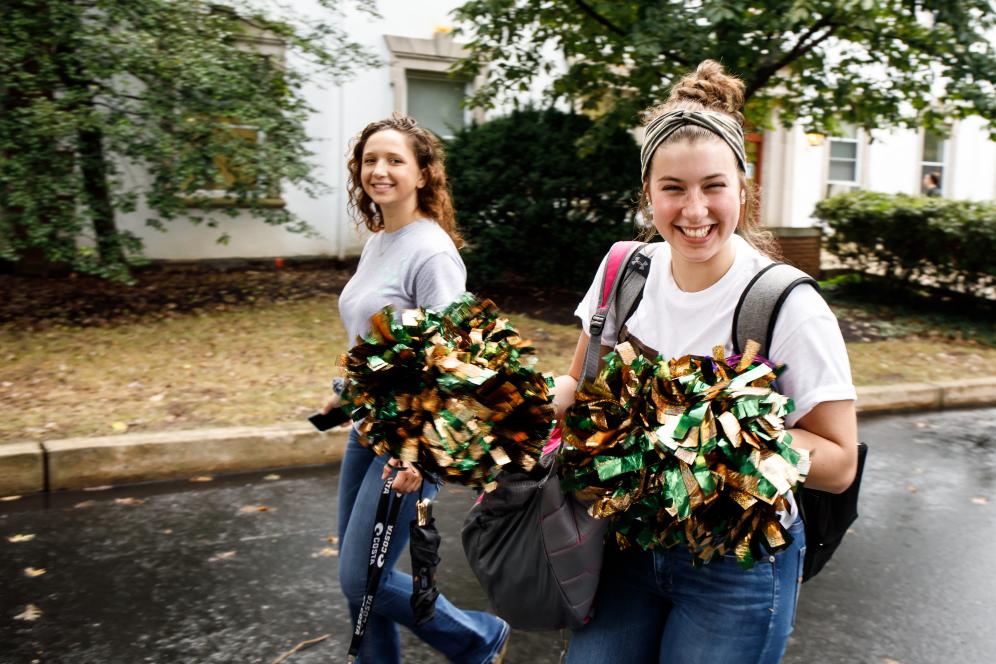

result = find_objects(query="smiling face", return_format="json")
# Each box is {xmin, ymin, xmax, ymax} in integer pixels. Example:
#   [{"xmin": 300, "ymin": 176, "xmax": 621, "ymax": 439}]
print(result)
[
  {"xmin": 360, "ymin": 129, "xmax": 425, "ymax": 220},
  {"xmin": 646, "ymin": 137, "xmax": 744, "ymax": 288}
]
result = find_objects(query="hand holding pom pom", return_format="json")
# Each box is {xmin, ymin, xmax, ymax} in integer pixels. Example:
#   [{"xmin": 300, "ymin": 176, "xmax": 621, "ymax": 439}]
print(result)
[
  {"xmin": 341, "ymin": 294, "xmax": 556, "ymax": 490},
  {"xmin": 560, "ymin": 340, "xmax": 809, "ymax": 568}
]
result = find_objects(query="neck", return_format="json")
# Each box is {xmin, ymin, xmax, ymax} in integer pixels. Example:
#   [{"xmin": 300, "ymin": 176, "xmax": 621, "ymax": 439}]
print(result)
[
  {"xmin": 671, "ymin": 240, "xmax": 737, "ymax": 292},
  {"xmin": 381, "ymin": 203, "xmax": 421, "ymax": 233}
]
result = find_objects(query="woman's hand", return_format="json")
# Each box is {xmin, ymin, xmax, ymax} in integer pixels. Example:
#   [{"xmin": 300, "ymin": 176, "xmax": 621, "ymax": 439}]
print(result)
[
  {"xmin": 321, "ymin": 391, "xmax": 342, "ymax": 415},
  {"xmin": 382, "ymin": 457, "xmax": 423, "ymax": 493},
  {"xmin": 320, "ymin": 391, "xmax": 353, "ymax": 431},
  {"xmin": 552, "ymin": 374, "xmax": 579, "ymax": 421}
]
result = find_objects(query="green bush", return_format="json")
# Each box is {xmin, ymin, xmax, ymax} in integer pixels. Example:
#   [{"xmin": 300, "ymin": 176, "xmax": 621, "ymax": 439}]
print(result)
[
  {"xmin": 813, "ymin": 191, "xmax": 996, "ymax": 298},
  {"xmin": 446, "ymin": 108, "xmax": 641, "ymax": 290}
]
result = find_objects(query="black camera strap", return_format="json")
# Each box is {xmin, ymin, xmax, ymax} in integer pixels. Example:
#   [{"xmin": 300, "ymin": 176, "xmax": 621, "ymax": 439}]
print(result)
[{"xmin": 347, "ymin": 477, "xmax": 403, "ymax": 661}]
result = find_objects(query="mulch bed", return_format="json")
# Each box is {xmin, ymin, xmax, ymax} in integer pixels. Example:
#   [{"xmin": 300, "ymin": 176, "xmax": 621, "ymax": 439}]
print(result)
[{"xmin": 0, "ymin": 263, "xmax": 587, "ymax": 330}]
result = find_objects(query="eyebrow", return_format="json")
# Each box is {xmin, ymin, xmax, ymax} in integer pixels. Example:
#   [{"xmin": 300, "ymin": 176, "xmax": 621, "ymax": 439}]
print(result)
[
  {"xmin": 656, "ymin": 172, "xmax": 727, "ymax": 183},
  {"xmin": 363, "ymin": 151, "xmax": 406, "ymax": 158}
]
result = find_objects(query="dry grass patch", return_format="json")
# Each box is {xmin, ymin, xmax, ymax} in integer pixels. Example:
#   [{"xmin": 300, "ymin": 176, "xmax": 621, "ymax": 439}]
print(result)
[{"xmin": 2, "ymin": 296, "xmax": 992, "ymax": 443}]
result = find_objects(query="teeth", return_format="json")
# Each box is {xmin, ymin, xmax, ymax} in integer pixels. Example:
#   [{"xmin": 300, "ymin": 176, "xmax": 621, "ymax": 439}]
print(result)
[{"xmin": 681, "ymin": 226, "xmax": 711, "ymax": 238}]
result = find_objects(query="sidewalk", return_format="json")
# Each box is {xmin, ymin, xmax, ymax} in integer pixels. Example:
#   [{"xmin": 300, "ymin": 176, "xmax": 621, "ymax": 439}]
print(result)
[{"xmin": 2, "ymin": 378, "xmax": 994, "ymax": 496}]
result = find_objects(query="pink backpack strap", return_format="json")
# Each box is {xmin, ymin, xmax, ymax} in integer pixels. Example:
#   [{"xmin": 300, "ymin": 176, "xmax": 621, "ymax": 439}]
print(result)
[
  {"xmin": 599, "ymin": 241, "xmax": 645, "ymax": 307},
  {"xmin": 581, "ymin": 240, "xmax": 647, "ymax": 383}
]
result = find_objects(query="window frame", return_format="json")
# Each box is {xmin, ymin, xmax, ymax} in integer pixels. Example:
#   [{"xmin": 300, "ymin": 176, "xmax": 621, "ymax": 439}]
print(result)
[
  {"xmin": 404, "ymin": 70, "xmax": 470, "ymax": 139},
  {"xmin": 385, "ymin": 32, "xmax": 485, "ymax": 137},
  {"xmin": 826, "ymin": 133, "xmax": 860, "ymax": 187},
  {"xmin": 184, "ymin": 17, "xmax": 287, "ymax": 209},
  {"xmin": 919, "ymin": 129, "xmax": 947, "ymax": 196}
]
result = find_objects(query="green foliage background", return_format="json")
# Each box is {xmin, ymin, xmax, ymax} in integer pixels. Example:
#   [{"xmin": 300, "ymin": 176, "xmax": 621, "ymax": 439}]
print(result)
[
  {"xmin": 446, "ymin": 108, "xmax": 642, "ymax": 290},
  {"xmin": 814, "ymin": 191, "xmax": 996, "ymax": 297},
  {"xmin": 0, "ymin": 0, "xmax": 377, "ymax": 280},
  {"xmin": 454, "ymin": 1, "xmax": 996, "ymax": 141}
]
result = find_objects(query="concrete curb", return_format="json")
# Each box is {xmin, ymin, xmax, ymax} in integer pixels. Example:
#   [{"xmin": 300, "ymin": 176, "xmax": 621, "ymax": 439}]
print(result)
[
  {"xmin": 0, "ymin": 443, "xmax": 46, "ymax": 495},
  {"xmin": 854, "ymin": 377, "xmax": 996, "ymax": 414},
  {"xmin": 0, "ymin": 424, "xmax": 349, "ymax": 495},
  {"xmin": 2, "ymin": 379, "xmax": 995, "ymax": 496}
]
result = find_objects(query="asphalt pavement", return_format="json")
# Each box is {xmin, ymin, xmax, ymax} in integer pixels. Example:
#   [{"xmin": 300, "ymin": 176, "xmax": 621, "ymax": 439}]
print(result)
[{"xmin": 2, "ymin": 408, "xmax": 994, "ymax": 664}]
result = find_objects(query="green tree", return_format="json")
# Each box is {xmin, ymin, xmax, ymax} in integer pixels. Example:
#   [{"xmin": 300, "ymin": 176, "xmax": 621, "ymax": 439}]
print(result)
[
  {"xmin": 1, "ymin": 0, "xmax": 377, "ymax": 280},
  {"xmin": 453, "ymin": 1, "xmax": 996, "ymax": 140},
  {"xmin": 447, "ymin": 108, "xmax": 641, "ymax": 289}
]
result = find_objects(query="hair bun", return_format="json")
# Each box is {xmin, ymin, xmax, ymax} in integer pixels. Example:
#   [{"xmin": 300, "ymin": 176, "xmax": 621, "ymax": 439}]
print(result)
[{"xmin": 667, "ymin": 60, "xmax": 745, "ymax": 126}]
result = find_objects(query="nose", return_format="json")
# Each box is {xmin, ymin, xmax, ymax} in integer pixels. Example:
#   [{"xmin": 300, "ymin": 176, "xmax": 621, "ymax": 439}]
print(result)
[
  {"xmin": 370, "ymin": 158, "xmax": 387, "ymax": 178},
  {"xmin": 682, "ymin": 189, "xmax": 708, "ymax": 223}
]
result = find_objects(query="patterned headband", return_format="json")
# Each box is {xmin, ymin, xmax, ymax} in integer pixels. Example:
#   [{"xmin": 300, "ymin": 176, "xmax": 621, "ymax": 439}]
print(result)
[{"xmin": 640, "ymin": 109, "xmax": 747, "ymax": 180}]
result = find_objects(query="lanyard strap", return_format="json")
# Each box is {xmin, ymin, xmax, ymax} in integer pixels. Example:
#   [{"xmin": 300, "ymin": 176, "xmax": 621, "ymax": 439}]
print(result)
[{"xmin": 348, "ymin": 477, "xmax": 403, "ymax": 660}]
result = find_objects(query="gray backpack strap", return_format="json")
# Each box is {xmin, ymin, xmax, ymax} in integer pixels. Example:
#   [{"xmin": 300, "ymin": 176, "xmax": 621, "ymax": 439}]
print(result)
[
  {"xmin": 613, "ymin": 246, "xmax": 655, "ymax": 330},
  {"xmin": 732, "ymin": 263, "xmax": 820, "ymax": 356},
  {"xmin": 580, "ymin": 241, "xmax": 648, "ymax": 384}
]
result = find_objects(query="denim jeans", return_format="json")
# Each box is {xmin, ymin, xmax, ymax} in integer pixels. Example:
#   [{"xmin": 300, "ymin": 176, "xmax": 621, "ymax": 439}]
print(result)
[
  {"xmin": 567, "ymin": 516, "xmax": 806, "ymax": 664},
  {"xmin": 337, "ymin": 428, "xmax": 508, "ymax": 663}
]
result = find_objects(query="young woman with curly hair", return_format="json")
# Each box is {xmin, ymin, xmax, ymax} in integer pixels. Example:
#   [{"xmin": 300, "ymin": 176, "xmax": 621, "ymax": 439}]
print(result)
[{"xmin": 323, "ymin": 115, "xmax": 509, "ymax": 664}]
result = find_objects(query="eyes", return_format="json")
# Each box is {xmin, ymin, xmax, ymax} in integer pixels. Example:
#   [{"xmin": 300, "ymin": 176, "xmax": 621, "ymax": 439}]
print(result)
[
  {"xmin": 660, "ymin": 182, "xmax": 727, "ymax": 193},
  {"xmin": 363, "ymin": 156, "xmax": 405, "ymax": 166}
]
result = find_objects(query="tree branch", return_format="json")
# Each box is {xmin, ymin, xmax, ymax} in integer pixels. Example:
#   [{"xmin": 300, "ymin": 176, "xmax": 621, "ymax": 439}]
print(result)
[
  {"xmin": 745, "ymin": 15, "xmax": 841, "ymax": 99},
  {"xmin": 573, "ymin": 0, "xmax": 626, "ymax": 36},
  {"xmin": 270, "ymin": 634, "xmax": 330, "ymax": 664}
]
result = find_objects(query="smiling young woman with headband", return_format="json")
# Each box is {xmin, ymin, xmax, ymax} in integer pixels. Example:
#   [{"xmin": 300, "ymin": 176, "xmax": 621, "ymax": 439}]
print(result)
[{"xmin": 553, "ymin": 60, "xmax": 858, "ymax": 663}]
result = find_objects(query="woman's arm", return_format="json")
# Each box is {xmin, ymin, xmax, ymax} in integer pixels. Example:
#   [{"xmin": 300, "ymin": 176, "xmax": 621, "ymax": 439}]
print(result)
[
  {"xmin": 788, "ymin": 399, "xmax": 859, "ymax": 493},
  {"xmin": 557, "ymin": 336, "xmax": 858, "ymax": 493},
  {"xmin": 551, "ymin": 332, "xmax": 615, "ymax": 421},
  {"xmin": 550, "ymin": 333, "xmax": 586, "ymax": 420}
]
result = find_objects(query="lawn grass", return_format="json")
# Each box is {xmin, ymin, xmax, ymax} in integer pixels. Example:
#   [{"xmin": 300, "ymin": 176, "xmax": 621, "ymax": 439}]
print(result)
[{"xmin": 2, "ymin": 294, "xmax": 994, "ymax": 443}]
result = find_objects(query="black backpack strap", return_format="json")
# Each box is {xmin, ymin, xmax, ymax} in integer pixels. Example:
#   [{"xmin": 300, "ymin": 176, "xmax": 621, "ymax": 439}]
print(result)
[{"xmin": 732, "ymin": 263, "xmax": 820, "ymax": 356}]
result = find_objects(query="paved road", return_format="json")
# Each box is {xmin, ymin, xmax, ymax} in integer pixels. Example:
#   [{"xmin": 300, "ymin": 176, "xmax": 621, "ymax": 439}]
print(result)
[{"xmin": 2, "ymin": 408, "xmax": 994, "ymax": 663}]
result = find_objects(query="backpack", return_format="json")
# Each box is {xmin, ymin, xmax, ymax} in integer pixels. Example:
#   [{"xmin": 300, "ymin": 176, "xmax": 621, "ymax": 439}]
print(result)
[
  {"xmin": 611, "ymin": 248, "xmax": 868, "ymax": 582},
  {"xmin": 460, "ymin": 241, "xmax": 647, "ymax": 630}
]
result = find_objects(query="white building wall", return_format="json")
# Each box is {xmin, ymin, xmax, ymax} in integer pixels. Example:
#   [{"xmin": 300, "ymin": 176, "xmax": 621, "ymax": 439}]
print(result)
[
  {"xmin": 865, "ymin": 129, "xmax": 921, "ymax": 195},
  {"xmin": 949, "ymin": 117, "xmax": 996, "ymax": 201},
  {"xmin": 121, "ymin": 1, "xmax": 996, "ymax": 260},
  {"xmin": 116, "ymin": 0, "xmax": 488, "ymax": 262}
]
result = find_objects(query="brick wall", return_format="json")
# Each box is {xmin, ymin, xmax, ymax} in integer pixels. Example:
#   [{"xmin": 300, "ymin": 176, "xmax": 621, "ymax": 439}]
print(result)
[{"xmin": 767, "ymin": 228, "xmax": 822, "ymax": 278}]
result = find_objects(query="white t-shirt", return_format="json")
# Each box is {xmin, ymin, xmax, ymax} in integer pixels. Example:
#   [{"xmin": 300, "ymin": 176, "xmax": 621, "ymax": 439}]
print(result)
[
  {"xmin": 575, "ymin": 234, "xmax": 856, "ymax": 428},
  {"xmin": 339, "ymin": 219, "xmax": 466, "ymax": 343}
]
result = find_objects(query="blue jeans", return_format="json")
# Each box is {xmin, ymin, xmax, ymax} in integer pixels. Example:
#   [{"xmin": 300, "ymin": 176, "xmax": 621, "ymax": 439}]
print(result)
[
  {"xmin": 567, "ymin": 517, "xmax": 806, "ymax": 664},
  {"xmin": 337, "ymin": 428, "xmax": 508, "ymax": 663}
]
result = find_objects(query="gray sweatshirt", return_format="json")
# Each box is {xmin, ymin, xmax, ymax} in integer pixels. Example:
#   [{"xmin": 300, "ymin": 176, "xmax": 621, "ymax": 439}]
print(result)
[{"xmin": 338, "ymin": 219, "xmax": 466, "ymax": 344}]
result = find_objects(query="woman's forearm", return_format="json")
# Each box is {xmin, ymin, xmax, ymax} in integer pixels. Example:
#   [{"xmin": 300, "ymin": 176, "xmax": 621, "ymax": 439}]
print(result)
[
  {"xmin": 789, "ymin": 400, "xmax": 859, "ymax": 493},
  {"xmin": 552, "ymin": 374, "xmax": 579, "ymax": 421}
]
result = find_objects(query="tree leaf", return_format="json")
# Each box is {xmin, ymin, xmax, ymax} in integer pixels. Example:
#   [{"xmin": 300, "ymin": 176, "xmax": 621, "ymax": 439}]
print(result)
[
  {"xmin": 14, "ymin": 604, "xmax": 42, "ymax": 621},
  {"xmin": 7, "ymin": 534, "xmax": 36, "ymax": 543}
]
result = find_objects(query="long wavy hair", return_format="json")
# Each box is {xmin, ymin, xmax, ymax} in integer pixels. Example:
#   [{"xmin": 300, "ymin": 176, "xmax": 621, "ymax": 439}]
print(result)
[
  {"xmin": 346, "ymin": 114, "xmax": 463, "ymax": 248},
  {"xmin": 638, "ymin": 60, "xmax": 778, "ymax": 258}
]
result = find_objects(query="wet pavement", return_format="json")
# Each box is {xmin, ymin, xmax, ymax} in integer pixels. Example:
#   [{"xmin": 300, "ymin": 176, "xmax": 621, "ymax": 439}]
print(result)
[{"xmin": 2, "ymin": 408, "xmax": 994, "ymax": 664}]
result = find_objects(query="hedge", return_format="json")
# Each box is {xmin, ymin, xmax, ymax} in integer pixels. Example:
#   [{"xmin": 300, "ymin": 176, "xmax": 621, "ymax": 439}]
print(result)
[
  {"xmin": 813, "ymin": 191, "xmax": 996, "ymax": 298},
  {"xmin": 446, "ymin": 108, "xmax": 641, "ymax": 291}
]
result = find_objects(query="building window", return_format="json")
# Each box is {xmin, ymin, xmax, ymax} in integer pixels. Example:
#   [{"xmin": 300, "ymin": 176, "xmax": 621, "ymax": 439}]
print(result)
[
  {"xmin": 385, "ymin": 31, "xmax": 483, "ymax": 139},
  {"xmin": 920, "ymin": 130, "xmax": 946, "ymax": 197},
  {"xmin": 828, "ymin": 126, "xmax": 859, "ymax": 184},
  {"xmin": 185, "ymin": 16, "xmax": 287, "ymax": 208},
  {"xmin": 825, "ymin": 125, "xmax": 860, "ymax": 197},
  {"xmin": 406, "ymin": 72, "xmax": 466, "ymax": 139}
]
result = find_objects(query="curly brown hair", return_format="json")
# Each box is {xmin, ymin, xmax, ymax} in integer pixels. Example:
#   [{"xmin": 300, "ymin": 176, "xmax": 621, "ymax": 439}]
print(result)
[
  {"xmin": 346, "ymin": 114, "xmax": 463, "ymax": 248},
  {"xmin": 638, "ymin": 60, "xmax": 778, "ymax": 258}
]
